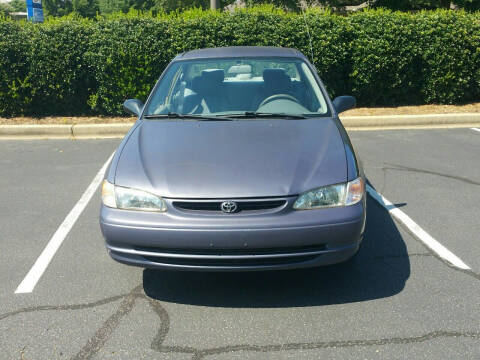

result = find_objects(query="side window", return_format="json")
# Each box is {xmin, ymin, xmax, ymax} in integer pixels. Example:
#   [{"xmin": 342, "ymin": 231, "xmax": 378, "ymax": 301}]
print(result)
[{"xmin": 145, "ymin": 63, "xmax": 182, "ymax": 115}]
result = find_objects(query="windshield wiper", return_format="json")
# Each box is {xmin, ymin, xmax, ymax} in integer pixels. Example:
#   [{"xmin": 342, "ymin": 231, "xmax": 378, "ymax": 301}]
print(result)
[
  {"xmin": 218, "ymin": 112, "xmax": 307, "ymax": 119},
  {"xmin": 143, "ymin": 112, "xmax": 232, "ymax": 121}
]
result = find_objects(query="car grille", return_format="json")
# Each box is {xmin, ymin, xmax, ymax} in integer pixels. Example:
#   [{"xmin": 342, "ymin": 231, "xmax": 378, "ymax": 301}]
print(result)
[{"xmin": 172, "ymin": 199, "xmax": 287, "ymax": 212}]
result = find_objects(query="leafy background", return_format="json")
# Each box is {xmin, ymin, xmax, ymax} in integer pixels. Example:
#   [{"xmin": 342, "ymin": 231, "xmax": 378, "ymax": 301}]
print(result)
[{"xmin": 0, "ymin": 7, "xmax": 479, "ymax": 116}]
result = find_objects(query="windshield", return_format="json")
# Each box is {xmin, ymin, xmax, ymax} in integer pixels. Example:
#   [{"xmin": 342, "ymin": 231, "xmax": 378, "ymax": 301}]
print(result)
[{"xmin": 144, "ymin": 57, "xmax": 329, "ymax": 118}]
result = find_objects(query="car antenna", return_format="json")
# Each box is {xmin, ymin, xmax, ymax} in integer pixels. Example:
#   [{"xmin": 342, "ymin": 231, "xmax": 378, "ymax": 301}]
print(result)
[{"xmin": 299, "ymin": 2, "xmax": 315, "ymax": 64}]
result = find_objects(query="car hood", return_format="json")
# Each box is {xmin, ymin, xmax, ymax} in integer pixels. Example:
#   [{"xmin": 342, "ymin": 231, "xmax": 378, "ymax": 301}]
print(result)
[{"xmin": 115, "ymin": 119, "xmax": 347, "ymax": 199}]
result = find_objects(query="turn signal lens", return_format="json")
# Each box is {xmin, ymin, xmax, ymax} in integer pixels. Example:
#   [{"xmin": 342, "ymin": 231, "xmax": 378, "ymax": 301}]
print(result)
[
  {"xmin": 345, "ymin": 177, "xmax": 364, "ymax": 206},
  {"xmin": 101, "ymin": 180, "xmax": 117, "ymax": 208}
]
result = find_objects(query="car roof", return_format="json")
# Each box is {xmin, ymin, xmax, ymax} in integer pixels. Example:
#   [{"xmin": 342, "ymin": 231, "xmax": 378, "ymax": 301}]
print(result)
[{"xmin": 173, "ymin": 46, "xmax": 308, "ymax": 61}]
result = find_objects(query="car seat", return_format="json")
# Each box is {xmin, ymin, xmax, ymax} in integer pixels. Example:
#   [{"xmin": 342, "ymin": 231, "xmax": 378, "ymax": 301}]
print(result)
[
  {"xmin": 252, "ymin": 68, "xmax": 292, "ymax": 109},
  {"xmin": 189, "ymin": 69, "xmax": 229, "ymax": 114}
]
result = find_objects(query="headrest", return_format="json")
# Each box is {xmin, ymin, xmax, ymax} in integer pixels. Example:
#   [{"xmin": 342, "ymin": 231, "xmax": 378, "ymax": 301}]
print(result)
[
  {"xmin": 263, "ymin": 68, "xmax": 288, "ymax": 83},
  {"xmin": 191, "ymin": 76, "xmax": 203, "ymax": 94},
  {"xmin": 201, "ymin": 69, "xmax": 225, "ymax": 83},
  {"xmin": 191, "ymin": 69, "xmax": 224, "ymax": 96}
]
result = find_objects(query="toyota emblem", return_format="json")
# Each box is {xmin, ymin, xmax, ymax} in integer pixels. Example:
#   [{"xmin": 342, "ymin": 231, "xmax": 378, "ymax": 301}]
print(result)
[{"xmin": 221, "ymin": 201, "xmax": 238, "ymax": 213}]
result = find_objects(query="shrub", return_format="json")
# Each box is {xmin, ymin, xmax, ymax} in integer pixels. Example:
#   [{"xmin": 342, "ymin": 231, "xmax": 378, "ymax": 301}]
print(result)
[
  {"xmin": 348, "ymin": 10, "xmax": 426, "ymax": 106},
  {"xmin": 0, "ymin": 20, "xmax": 31, "ymax": 116},
  {"xmin": 416, "ymin": 10, "xmax": 480, "ymax": 103},
  {"xmin": 27, "ymin": 17, "xmax": 97, "ymax": 115},
  {"xmin": 0, "ymin": 7, "xmax": 478, "ymax": 117},
  {"xmin": 85, "ymin": 14, "xmax": 173, "ymax": 113}
]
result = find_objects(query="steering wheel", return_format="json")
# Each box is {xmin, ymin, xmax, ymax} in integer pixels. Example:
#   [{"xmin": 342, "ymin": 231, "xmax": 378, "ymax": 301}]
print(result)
[{"xmin": 258, "ymin": 94, "xmax": 301, "ymax": 109}]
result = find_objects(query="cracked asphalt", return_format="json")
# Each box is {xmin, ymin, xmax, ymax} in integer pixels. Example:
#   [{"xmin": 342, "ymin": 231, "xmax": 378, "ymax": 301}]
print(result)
[{"xmin": 1, "ymin": 128, "xmax": 479, "ymax": 359}]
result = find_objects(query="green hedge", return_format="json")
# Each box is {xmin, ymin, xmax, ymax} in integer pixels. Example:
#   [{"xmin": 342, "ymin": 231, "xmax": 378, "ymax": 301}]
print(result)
[{"xmin": 0, "ymin": 7, "xmax": 479, "ymax": 116}]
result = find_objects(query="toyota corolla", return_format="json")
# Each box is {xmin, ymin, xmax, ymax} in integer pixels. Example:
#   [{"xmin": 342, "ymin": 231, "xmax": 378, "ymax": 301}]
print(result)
[{"xmin": 100, "ymin": 46, "xmax": 366, "ymax": 271}]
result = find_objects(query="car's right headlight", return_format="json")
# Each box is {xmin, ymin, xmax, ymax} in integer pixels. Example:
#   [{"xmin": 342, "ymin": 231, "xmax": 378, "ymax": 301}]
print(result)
[
  {"xmin": 293, "ymin": 177, "xmax": 364, "ymax": 210},
  {"xmin": 101, "ymin": 180, "xmax": 167, "ymax": 212}
]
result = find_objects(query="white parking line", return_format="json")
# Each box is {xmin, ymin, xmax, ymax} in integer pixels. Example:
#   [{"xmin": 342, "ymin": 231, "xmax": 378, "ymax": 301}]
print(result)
[
  {"xmin": 15, "ymin": 153, "xmax": 114, "ymax": 294},
  {"xmin": 471, "ymin": 127, "xmax": 480, "ymax": 133},
  {"xmin": 366, "ymin": 185, "xmax": 470, "ymax": 270}
]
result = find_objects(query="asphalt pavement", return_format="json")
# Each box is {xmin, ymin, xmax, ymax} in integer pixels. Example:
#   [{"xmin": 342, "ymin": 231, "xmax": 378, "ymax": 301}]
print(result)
[{"xmin": 1, "ymin": 128, "xmax": 479, "ymax": 359}]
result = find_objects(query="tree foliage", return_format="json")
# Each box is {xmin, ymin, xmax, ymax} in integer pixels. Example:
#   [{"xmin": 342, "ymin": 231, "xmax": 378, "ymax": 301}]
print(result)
[
  {"xmin": 374, "ymin": 0, "xmax": 451, "ymax": 10},
  {"xmin": 30, "ymin": 0, "xmax": 480, "ymax": 18},
  {"xmin": 73, "ymin": 0, "xmax": 99, "ymax": 16},
  {"xmin": 10, "ymin": 0, "xmax": 27, "ymax": 11},
  {"xmin": 98, "ymin": 0, "xmax": 128, "ymax": 13},
  {"xmin": 0, "ymin": 8, "xmax": 478, "ymax": 117},
  {"xmin": 43, "ymin": 0, "xmax": 73, "ymax": 16},
  {"xmin": 453, "ymin": 0, "xmax": 480, "ymax": 10},
  {"xmin": 0, "ymin": 0, "xmax": 26, "ymax": 15},
  {"xmin": 0, "ymin": 3, "xmax": 12, "ymax": 16}
]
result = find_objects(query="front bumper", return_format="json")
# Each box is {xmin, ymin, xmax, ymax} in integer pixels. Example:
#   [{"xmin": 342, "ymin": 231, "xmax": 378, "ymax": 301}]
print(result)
[{"xmin": 100, "ymin": 198, "xmax": 366, "ymax": 271}]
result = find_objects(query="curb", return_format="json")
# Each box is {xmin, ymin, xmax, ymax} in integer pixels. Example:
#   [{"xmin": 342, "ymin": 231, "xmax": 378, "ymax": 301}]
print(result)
[
  {"xmin": 0, "ymin": 123, "xmax": 134, "ymax": 139},
  {"xmin": 72, "ymin": 123, "xmax": 133, "ymax": 138},
  {"xmin": 0, "ymin": 124, "xmax": 73, "ymax": 139},
  {"xmin": 340, "ymin": 113, "xmax": 480, "ymax": 130},
  {"xmin": 1, "ymin": 113, "xmax": 479, "ymax": 139}
]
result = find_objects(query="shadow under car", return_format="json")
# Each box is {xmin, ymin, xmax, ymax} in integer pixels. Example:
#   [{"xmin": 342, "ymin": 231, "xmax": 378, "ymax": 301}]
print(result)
[{"xmin": 143, "ymin": 195, "xmax": 410, "ymax": 308}]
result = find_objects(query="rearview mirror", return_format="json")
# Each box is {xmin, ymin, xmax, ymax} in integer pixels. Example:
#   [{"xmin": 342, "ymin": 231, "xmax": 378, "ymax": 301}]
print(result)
[
  {"xmin": 123, "ymin": 99, "xmax": 144, "ymax": 117},
  {"xmin": 332, "ymin": 96, "xmax": 356, "ymax": 114}
]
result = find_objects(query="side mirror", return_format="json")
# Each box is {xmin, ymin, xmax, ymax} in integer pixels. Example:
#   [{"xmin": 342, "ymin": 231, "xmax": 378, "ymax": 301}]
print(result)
[
  {"xmin": 332, "ymin": 96, "xmax": 356, "ymax": 114},
  {"xmin": 123, "ymin": 99, "xmax": 144, "ymax": 117}
]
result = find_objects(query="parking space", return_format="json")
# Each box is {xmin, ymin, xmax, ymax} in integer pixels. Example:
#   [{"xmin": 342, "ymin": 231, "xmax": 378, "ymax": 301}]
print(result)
[
  {"xmin": 0, "ymin": 140, "xmax": 119, "ymax": 300},
  {"xmin": 349, "ymin": 128, "xmax": 480, "ymax": 271},
  {"xmin": 1, "ymin": 129, "xmax": 479, "ymax": 359}
]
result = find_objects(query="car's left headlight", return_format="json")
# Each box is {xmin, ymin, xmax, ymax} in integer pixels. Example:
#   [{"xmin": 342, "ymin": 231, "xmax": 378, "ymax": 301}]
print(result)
[
  {"xmin": 101, "ymin": 180, "xmax": 167, "ymax": 212},
  {"xmin": 293, "ymin": 177, "xmax": 364, "ymax": 210}
]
